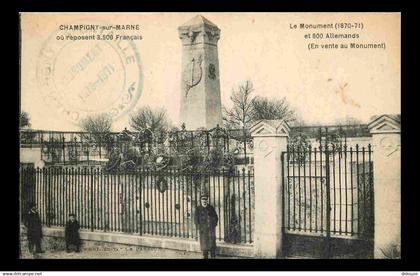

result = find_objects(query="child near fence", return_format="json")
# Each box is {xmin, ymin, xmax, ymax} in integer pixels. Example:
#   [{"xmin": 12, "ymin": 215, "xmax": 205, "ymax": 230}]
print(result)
[{"xmin": 65, "ymin": 213, "xmax": 81, "ymax": 253}]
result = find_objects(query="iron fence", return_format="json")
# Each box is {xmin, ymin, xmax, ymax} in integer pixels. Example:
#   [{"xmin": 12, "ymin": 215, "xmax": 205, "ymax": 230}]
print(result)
[
  {"xmin": 20, "ymin": 166, "xmax": 254, "ymax": 244},
  {"xmin": 19, "ymin": 127, "xmax": 253, "ymax": 166},
  {"xmin": 283, "ymin": 143, "xmax": 374, "ymax": 239}
]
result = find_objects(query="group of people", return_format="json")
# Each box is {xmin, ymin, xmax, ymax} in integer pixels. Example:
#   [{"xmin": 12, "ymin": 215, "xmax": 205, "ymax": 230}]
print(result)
[
  {"xmin": 23, "ymin": 194, "xmax": 219, "ymax": 259},
  {"xmin": 23, "ymin": 204, "xmax": 81, "ymax": 254}
]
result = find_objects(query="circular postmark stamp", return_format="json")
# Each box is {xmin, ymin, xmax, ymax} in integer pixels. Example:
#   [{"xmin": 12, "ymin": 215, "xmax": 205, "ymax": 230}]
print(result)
[{"xmin": 36, "ymin": 20, "xmax": 143, "ymax": 125}]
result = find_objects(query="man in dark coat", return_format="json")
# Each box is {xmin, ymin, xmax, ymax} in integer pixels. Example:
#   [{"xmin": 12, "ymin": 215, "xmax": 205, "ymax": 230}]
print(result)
[
  {"xmin": 24, "ymin": 204, "xmax": 44, "ymax": 253},
  {"xmin": 194, "ymin": 195, "xmax": 218, "ymax": 259},
  {"xmin": 65, "ymin": 213, "xmax": 81, "ymax": 253}
]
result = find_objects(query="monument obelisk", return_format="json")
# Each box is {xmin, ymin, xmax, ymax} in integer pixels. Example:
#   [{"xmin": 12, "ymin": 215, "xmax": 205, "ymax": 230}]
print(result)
[{"xmin": 178, "ymin": 15, "xmax": 223, "ymax": 130}]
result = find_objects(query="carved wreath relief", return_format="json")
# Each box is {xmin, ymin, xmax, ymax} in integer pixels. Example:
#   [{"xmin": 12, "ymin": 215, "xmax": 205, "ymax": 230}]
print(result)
[
  {"xmin": 258, "ymin": 140, "xmax": 269, "ymax": 152},
  {"xmin": 208, "ymin": 63, "xmax": 216, "ymax": 80},
  {"xmin": 379, "ymin": 136, "xmax": 400, "ymax": 157}
]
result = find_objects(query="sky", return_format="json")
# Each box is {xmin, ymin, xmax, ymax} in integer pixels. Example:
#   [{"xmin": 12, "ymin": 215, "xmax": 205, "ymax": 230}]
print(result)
[{"xmin": 20, "ymin": 12, "xmax": 401, "ymax": 131}]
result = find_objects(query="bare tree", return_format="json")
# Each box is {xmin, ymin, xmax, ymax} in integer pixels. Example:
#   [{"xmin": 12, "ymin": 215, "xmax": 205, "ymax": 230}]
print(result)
[
  {"xmin": 223, "ymin": 81, "xmax": 297, "ymax": 128},
  {"xmin": 20, "ymin": 111, "xmax": 31, "ymax": 128},
  {"xmin": 129, "ymin": 106, "xmax": 171, "ymax": 135},
  {"xmin": 250, "ymin": 96, "xmax": 296, "ymax": 124},
  {"xmin": 288, "ymin": 115, "xmax": 306, "ymax": 128},
  {"xmin": 222, "ymin": 80, "xmax": 255, "ymax": 129},
  {"xmin": 79, "ymin": 113, "xmax": 113, "ymax": 142}
]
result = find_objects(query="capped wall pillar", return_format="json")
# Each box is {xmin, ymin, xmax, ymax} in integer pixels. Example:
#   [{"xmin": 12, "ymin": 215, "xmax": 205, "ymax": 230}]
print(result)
[
  {"xmin": 368, "ymin": 114, "xmax": 401, "ymax": 259},
  {"xmin": 250, "ymin": 120, "xmax": 290, "ymax": 258}
]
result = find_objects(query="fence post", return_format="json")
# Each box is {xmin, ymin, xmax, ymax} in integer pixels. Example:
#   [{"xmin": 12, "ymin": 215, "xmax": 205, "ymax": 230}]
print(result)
[
  {"xmin": 368, "ymin": 115, "xmax": 401, "ymax": 259},
  {"xmin": 250, "ymin": 119, "xmax": 290, "ymax": 258},
  {"xmin": 47, "ymin": 167, "xmax": 52, "ymax": 227},
  {"xmin": 99, "ymin": 137, "xmax": 102, "ymax": 158},
  {"xmin": 74, "ymin": 137, "xmax": 78, "ymax": 165},
  {"xmin": 90, "ymin": 167, "xmax": 94, "ymax": 232},
  {"xmin": 324, "ymin": 128, "xmax": 332, "ymax": 259},
  {"xmin": 62, "ymin": 136, "xmax": 66, "ymax": 165}
]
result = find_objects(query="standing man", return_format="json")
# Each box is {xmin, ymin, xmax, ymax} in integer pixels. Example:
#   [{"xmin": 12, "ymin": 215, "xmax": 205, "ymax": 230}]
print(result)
[
  {"xmin": 194, "ymin": 195, "xmax": 218, "ymax": 259},
  {"xmin": 65, "ymin": 213, "xmax": 81, "ymax": 253},
  {"xmin": 24, "ymin": 204, "xmax": 44, "ymax": 254}
]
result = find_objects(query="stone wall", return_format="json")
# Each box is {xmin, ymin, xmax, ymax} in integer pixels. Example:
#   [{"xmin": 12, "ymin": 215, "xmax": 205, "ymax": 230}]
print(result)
[{"xmin": 20, "ymin": 225, "xmax": 253, "ymax": 258}]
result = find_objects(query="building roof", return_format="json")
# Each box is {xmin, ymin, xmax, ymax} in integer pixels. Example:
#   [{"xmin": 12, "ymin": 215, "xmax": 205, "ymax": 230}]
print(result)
[{"xmin": 369, "ymin": 114, "xmax": 401, "ymax": 125}]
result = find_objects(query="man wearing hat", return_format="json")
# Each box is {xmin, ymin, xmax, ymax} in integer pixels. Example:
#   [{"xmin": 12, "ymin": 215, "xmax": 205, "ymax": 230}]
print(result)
[
  {"xmin": 24, "ymin": 204, "xmax": 44, "ymax": 253},
  {"xmin": 65, "ymin": 213, "xmax": 81, "ymax": 253},
  {"xmin": 194, "ymin": 194, "xmax": 218, "ymax": 259}
]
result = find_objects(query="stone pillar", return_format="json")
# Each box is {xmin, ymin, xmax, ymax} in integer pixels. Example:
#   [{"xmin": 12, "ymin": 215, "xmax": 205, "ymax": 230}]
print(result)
[
  {"xmin": 368, "ymin": 115, "xmax": 401, "ymax": 259},
  {"xmin": 250, "ymin": 120, "xmax": 290, "ymax": 258},
  {"xmin": 178, "ymin": 15, "xmax": 223, "ymax": 130}
]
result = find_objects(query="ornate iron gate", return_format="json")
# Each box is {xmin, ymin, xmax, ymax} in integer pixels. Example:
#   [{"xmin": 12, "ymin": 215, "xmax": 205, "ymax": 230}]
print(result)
[{"xmin": 281, "ymin": 142, "xmax": 374, "ymax": 258}]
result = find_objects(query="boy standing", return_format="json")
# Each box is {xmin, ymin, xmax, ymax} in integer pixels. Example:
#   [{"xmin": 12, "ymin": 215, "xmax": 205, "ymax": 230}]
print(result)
[{"xmin": 65, "ymin": 213, "xmax": 81, "ymax": 253}]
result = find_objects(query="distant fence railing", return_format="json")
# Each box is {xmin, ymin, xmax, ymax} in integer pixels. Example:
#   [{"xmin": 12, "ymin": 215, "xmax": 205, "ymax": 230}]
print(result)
[
  {"xmin": 20, "ymin": 166, "xmax": 255, "ymax": 244},
  {"xmin": 290, "ymin": 124, "xmax": 371, "ymax": 139},
  {"xmin": 19, "ymin": 127, "xmax": 253, "ymax": 166}
]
